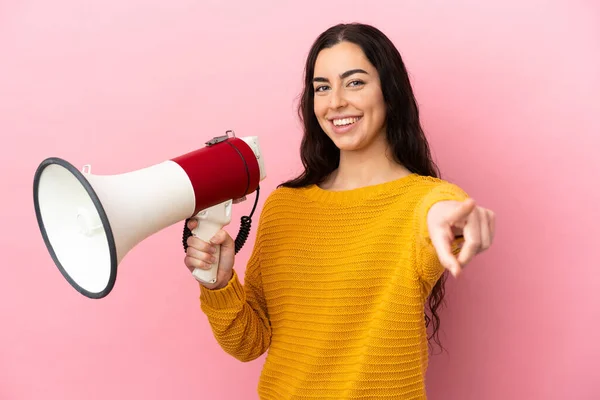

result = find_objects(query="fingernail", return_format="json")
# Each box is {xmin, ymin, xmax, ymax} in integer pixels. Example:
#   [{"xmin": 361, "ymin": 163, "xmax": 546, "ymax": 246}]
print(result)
[
  {"xmin": 209, "ymin": 256, "xmax": 216, "ymax": 263},
  {"xmin": 210, "ymin": 246, "xmax": 217, "ymax": 254}
]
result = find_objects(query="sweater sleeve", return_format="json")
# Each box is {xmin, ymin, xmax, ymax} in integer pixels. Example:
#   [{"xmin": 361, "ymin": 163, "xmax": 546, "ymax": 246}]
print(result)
[
  {"xmin": 197, "ymin": 213, "xmax": 271, "ymax": 362},
  {"xmin": 414, "ymin": 181, "xmax": 470, "ymax": 286}
]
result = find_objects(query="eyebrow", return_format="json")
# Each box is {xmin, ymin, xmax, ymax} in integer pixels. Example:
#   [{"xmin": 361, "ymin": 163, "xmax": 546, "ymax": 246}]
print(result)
[{"xmin": 312, "ymin": 68, "xmax": 368, "ymax": 83}]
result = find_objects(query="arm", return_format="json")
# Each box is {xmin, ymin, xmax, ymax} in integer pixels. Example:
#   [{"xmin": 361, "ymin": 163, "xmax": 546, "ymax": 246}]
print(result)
[
  {"xmin": 415, "ymin": 181, "xmax": 495, "ymax": 283},
  {"xmin": 414, "ymin": 182, "xmax": 469, "ymax": 285},
  {"xmin": 197, "ymin": 210, "xmax": 271, "ymax": 362}
]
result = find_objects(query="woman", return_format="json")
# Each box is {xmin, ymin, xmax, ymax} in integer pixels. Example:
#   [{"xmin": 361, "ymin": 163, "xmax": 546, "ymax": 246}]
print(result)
[{"xmin": 183, "ymin": 23, "xmax": 495, "ymax": 400}]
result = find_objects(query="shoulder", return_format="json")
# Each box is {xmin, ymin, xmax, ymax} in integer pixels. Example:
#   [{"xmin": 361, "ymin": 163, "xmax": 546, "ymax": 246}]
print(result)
[
  {"xmin": 262, "ymin": 185, "xmax": 304, "ymax": 205},
  {"xmin": 371, "ymin": 174, "xmax": 469, "ymax": 208},
  {"xmin": 258, "ymin": 185, "xmax": 310, "ymax": 218},
  {"xmin": 409, "ymin": 175, "xmax": 469, "ymax": 202},
  {"xmin": 408, "ymin": 175, "xmax": 470, "ymax": 227}
]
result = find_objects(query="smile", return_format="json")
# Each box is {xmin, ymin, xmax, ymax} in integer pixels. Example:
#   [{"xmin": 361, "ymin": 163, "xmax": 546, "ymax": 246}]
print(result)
[{"xmin": 332, "ymin": 116, "xmax": 361, "ymax": 126}]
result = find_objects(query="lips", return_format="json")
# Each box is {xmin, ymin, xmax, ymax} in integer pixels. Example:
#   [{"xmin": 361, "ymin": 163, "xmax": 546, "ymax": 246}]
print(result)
[
  {"xmin": 332, "ymin": 116, "xmax": 361, "ymax": 127},
  {"xmin": 328, "ymin": 116, "xmax": 362, "ymax": 134}
]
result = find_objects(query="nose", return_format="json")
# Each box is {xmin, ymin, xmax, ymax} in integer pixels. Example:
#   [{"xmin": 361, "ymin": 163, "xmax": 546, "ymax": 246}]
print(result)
[{"xmin": 329, "ymin": 86, "xmax": 347, "ymax": 109}]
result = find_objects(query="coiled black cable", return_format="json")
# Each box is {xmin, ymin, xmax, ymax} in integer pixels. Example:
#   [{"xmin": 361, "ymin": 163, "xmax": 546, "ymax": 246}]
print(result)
[
  {"xmin": 182, "ymin": 185, "xmax": 260, "ymax": 255},
  {"xmin": 233, "ymin": 185, "xmax": 260, "ymax": 253}
]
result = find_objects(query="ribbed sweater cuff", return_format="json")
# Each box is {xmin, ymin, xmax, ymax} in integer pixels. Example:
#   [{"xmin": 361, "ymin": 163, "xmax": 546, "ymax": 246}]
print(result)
[
  {"xmin": 199, "ymin": 269, "xmax": 246, "ymax": 309},
  {"xmin": 417, "ymin": 182, "xmax": 469, "ymax": 243}
]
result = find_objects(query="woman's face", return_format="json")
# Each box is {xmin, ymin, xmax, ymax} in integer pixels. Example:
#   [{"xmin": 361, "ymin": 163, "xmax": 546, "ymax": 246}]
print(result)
[{"xmin": 312, "ymin": 41, "xmax": 387, "ymax": 153}]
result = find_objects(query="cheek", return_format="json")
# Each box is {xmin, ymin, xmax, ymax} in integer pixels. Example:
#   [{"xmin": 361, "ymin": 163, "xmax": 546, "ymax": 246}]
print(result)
[
  {"xmin": 370, "ymin": 96, "xmax": 387, "ymax": 127},
  {"xmin": 312, "ymin": 99, "xmax": 331, "ymax": 133},
  {"xmin": 313, "ymin": 97, "xmax": 328, "ymax": 118},
  {"xmin": 354, "ymin": 90, "xmax": 385, "ymax": 117}
]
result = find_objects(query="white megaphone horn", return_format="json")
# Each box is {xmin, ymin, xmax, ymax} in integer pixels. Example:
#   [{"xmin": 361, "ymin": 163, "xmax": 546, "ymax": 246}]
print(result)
[{"xmin": 33, "ymin": 130, "xmax": 266, "ymax": 299}]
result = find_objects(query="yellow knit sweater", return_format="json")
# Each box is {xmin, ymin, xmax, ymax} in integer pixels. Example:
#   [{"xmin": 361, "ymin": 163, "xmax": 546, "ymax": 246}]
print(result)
[{"xmin": 199, "ymin": 173, "xmax": 469, "ymax": 399}]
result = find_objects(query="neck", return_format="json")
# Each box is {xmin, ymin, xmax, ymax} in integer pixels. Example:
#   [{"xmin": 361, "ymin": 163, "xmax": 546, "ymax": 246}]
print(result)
[{"xmin": 322, "ymin": 136, "xmax": 412, "ymax": 191}]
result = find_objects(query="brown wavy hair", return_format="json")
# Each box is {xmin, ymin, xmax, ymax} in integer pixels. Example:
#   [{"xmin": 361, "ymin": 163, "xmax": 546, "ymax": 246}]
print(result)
[{"xmin": 279, "ymin": 22, "xmax": 448, "ymax": 352}]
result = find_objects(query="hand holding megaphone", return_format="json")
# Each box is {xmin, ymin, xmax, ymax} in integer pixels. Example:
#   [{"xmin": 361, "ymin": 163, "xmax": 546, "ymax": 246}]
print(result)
[{"xmin": 184, "ymin": 219, "xmax": 235, "ymax": 290}]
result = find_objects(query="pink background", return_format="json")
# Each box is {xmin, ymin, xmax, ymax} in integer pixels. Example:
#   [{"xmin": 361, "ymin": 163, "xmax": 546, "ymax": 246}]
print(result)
[{"xmin": 1, "ymin": 1, "xmax": 599, "ymax": 399}]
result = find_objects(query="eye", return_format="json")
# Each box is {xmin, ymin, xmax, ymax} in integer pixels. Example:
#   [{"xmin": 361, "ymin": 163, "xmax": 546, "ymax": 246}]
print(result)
[
  {"xmin": 347, "ymin": 80, "xmax": 364, "ymax": 88},
  {"xmin": 314, "ymin": 85, "xmax": 330, "ymax": 93}
]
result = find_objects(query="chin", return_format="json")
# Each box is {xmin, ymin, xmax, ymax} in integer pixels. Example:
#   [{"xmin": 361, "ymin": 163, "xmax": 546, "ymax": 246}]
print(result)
[{"xmin": 329, "ymin": 136, "xmax": 368, "ymax": 152}]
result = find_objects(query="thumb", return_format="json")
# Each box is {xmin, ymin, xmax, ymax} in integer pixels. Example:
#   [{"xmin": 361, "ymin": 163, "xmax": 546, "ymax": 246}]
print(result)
[
  {"xmin": 210, "ymin": 229, "xmax": 234, "ymax": 248},
  {"xmin": 186, "ymin": 218, "xmax": 198, "ymax": 230}
]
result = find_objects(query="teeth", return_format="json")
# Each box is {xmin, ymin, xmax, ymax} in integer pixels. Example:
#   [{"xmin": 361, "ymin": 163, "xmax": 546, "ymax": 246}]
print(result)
[{"xmin": 333, "ymin": 117, "xmax": 359, "ymax": 126}]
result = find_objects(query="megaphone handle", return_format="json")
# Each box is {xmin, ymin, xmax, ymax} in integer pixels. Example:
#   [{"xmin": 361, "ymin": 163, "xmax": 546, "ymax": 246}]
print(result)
[{"xmin": 190, "ymin": 221, "xmax": 222, "ymax": 284}]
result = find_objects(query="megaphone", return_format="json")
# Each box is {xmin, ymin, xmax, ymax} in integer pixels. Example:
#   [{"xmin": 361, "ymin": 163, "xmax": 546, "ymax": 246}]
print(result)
[{"xmin": 33, "ymin": 130, "xmax": 266, "ymax": 299}]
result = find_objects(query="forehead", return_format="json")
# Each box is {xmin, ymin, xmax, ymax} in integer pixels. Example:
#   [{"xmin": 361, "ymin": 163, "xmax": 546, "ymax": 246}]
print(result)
[{"xmin": 313, "ymin": 41, "xmax": 374, "ymax": 76}]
